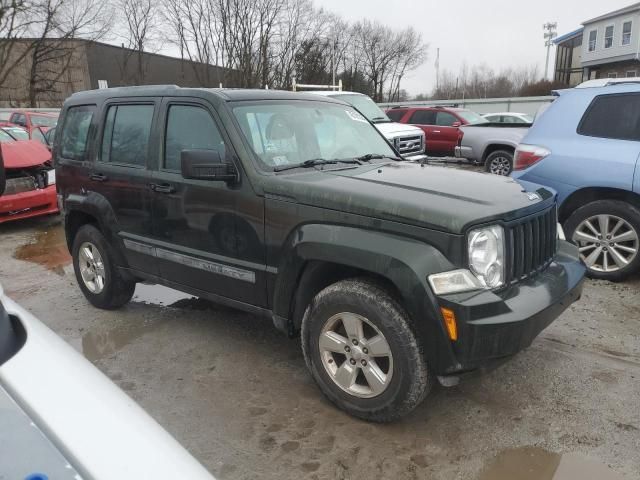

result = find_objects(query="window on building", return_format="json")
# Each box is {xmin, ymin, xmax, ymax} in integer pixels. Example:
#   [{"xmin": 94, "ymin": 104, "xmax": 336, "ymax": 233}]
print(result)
[
  {"xmin": 623, "ymin": 21, "xmax": 632, "ymax": 45},
  {"xmin": 627, "ymin": 71, "xmax": 637, "ymax": 78},
  {"xmin": 608, "ymin": 73, "xmax": 618, "ymax": 78},
  {"xmin": 588, "ymin": 30, "xmax": 598, "ymax": 51},
  {"xmin": 164, "ymin": 105, "xmax": 225, "ymax": 171},
  {"xmin": 578, "ymin": 93, "xmax": 640, "ymax": 141},
  {"xmin": 604, "ymin": 25, "xmax": 614, "ymax": 48},
  {"xmin": 60, "ymin": 106, "xmax": 94, "ymax": 160},
  {"xmin": 100, "ymin": 104, "xmax": 154, "ymax": 167}
]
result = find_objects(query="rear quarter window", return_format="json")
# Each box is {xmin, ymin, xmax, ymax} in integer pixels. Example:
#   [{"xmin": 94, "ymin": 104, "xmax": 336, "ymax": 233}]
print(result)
[
  {"xmin": 578, "ymin": 93, "xmax": 640, "ymax": 141},
  {"xmin": 60, "ymin": 106, "xmax": 95, "ymax": 160}
]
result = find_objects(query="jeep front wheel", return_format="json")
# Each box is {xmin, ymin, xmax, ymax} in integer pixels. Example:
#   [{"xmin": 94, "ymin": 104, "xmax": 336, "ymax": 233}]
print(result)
[{"xmin": 301, "ymin": 278, "xmax": 432, "ymax": 422}]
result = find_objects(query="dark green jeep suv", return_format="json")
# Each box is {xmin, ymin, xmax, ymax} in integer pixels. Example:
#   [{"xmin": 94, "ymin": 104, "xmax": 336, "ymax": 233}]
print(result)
[{"xmin": 55, "ymin": 86, "xmax": 585, "ymax": 421}]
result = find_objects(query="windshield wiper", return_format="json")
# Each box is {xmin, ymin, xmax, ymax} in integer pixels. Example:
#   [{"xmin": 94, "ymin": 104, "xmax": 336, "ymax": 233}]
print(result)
[
  {"xmin": 356, "ymin": 153, "xmax": 403, "ymax": 162},
  {"xmin": 274, "ymin": 158, "xmax": 361, "ymax": 172}
]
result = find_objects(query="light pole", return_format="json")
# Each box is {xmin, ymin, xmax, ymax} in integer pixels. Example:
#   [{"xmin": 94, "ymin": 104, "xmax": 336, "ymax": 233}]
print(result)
[{"xmin": 544, "ymin": 22, "xmax": 558, "ymax": 80}]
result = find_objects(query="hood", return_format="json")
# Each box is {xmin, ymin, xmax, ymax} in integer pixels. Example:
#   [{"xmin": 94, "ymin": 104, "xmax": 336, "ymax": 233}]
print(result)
[
  {"xmin": 1, "ymin": 140, "xmax": 51, "ymax": 169},
  {"xmin": 266, "ymin": 162, "xmax": 554, "ymax": 234},
  {"xmin": 374, "ymin": 122, "xmax": 424, "ymax": 138}
]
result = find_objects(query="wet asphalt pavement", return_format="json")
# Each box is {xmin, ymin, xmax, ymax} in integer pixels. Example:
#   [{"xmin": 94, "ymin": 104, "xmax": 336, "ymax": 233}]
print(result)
[{"xmin": 1, "ymin": 177, "xmax": 640, "ymax": 479}]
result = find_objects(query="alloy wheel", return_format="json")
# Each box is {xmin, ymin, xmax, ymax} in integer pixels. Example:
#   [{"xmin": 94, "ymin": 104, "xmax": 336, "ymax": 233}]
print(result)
[
  {"xmin": 318, "ymin": 312, "xmax": 393, "ymax": 398},
  {"xmin": 572, "ymin": 214, "xmax": 639, "ymax": 272},
  {"xmin": 78, "ymin": 242, "xmax": 106, "ymax": 294},
  {"xmin": 489, "ymin": 156, "xmax": 512, "ymax": 176}
]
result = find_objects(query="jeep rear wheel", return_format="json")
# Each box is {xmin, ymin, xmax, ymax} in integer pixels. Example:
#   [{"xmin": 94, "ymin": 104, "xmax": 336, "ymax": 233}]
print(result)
[
  {"xmin": 485, "ymin": 150, "xmax": 514, "ymax": 176},
  {"xmin": 301, "ymin": 278, "xmax": 432, "ymax": 422},
  {"xmin": 72, "ymin": 225, "xmax": 136, "ymax": 309}
]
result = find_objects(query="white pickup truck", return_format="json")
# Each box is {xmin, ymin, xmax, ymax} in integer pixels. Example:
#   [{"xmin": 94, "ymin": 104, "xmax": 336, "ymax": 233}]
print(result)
[{"xmin": 455, "ymin": 123, "xmax": 530, "ymax": 175}]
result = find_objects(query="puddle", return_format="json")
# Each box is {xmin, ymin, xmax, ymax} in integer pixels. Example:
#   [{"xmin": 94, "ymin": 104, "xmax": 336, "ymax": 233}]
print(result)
[
  {"xmin": 13, "ymin": 226, "xmax": 71, "ymax": 275},
  {"xmin": 82, "ymin": 317, "xmax": 167, "ymax": 363},
  {"xmin": 478, "ymin": 447, "xmax": 623, "ymax": 480}
]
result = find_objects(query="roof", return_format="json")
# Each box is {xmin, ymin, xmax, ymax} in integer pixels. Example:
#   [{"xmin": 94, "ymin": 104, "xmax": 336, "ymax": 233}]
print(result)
[
  {"xmin": 305, "ymin": 90, "xmax": 364, "ymax": 97},
  {"xmin": 553, "ymin": 27, "xmax": 584, "ymax": 45},
  {"xmin": 575, "ymin": 77, "xmax": 640, "ymax": 88},
  {"xmin": 583, "ymin": 2, "xmax": 640, "ymax": 24},
  {"xmin": 67, "ymin": 85, "xmax": 346, "ymax": 105}
]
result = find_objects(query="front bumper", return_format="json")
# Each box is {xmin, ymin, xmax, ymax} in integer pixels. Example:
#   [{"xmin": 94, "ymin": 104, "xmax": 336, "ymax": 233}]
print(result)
[
  {"xmin": 454, "ymin": 145, "xmax": 474, "ymax": 159},
  {"xmin": 435, "ymin": 240, "xmax": 585, "ymax": 375},
  {"xmin": 0, "ymin": 184, "xmax": 59, "ymax": 224}
]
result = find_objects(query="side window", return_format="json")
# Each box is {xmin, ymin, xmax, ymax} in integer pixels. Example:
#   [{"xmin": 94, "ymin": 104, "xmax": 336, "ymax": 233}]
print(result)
[
  {"xmin": 386, "ymin": 110, "xmax": 406, "ymax": 122},
  {"xmin": 164, "ymin": 105, "xmax": 225, "ymax": 171},
  {"xmin": 409, "ymin": 110, "xmax": 436, "ymax": 125},
  {"xmin": 435, "ymin": 112, "xmax": 458, "ymax": 126},
  {"xmin": 32, "ymin": 128, "xmax": 46, "ymax": 144},
  {"xmin": 60, "ymin": 106, "xmax": 94, "ymax": 160},
  {"xmin": 101, "ymin": 104, "xmax": 154, "ymax": 167},
  {"xmin": 578, "ymin": 94, "xmax": 640, "ymax": 141}
]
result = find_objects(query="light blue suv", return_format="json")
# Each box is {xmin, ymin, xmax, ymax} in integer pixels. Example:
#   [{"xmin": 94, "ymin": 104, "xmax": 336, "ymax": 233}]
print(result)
[{"xmin": 512, "ymin": 80, "xmax": 640, "ymax": 281}]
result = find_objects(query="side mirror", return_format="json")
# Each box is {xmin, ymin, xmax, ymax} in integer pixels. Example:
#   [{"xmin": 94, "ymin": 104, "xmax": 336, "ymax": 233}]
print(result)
[
  {"xmin": 452, "ymin": 122, "xmax": 462, "ymax": 128},
  {"xmin": 181, "ymin": 149, "xmax": 238, "ymax": 183}
]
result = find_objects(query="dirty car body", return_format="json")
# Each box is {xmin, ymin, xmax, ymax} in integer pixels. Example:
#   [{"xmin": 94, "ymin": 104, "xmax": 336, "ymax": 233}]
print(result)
[
  {"xmin": 55, "ymin": 86, "xmax": 585, "ymax": 421},
  {"xmin": 0, "ymin": 130, "xmax": 58, "ymax": 224}
]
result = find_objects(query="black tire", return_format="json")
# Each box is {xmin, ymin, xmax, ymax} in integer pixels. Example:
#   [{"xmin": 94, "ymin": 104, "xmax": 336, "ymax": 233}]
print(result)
[
  {"xmin": 484, "ymin": 150, "xmax": 514, "ymax": 176},
  {"xmin": 72, "ymin": 224, "xmax": 136, "ymax": 309},
  {"xmin": 564, "ymin": 200, "xmax": 640, "ymax": 281},
  {"xmin": 301, "ymin": 278, "xmax": 433, "ymax": 422}
]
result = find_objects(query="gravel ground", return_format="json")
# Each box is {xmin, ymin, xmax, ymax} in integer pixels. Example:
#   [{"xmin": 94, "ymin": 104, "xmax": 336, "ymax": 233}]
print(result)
[{"xmin": 1, "ymin": 205, "xmax": 639, "ymax": 479}]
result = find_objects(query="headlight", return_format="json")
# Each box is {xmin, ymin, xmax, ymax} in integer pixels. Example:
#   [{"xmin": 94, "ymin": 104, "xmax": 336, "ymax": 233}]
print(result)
[
  {"xmin": 46, "ymin": 169, "xmax": 56, "ymax": 185},
  {"xmin": 468, "ymin": 225, "xmax": 505, "ymax": 288}
]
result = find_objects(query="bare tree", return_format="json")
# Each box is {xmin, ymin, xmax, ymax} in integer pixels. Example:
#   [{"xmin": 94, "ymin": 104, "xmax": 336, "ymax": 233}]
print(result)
[
  {"xmin": 119, "ymin": 0, "xmax": 157, "ymax": 84},
  {"xmin": 0, "ymin": 0, "xmax": 34, "ymax": 93}
]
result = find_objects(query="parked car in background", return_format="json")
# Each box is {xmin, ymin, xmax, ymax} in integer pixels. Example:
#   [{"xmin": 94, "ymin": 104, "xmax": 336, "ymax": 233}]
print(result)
[
  {"xmin": 512, "ymin": 81, "xmax": 640, "ymax": 280},
  {"xmin": 56, "ymin": 86, "xmax": 585, "ymax": 422},
  {"xmin": 0, "ymin": 283, "xmax": 214, "ymax": 480},
  {"xmin": 386, "ymin": 106, "xmax": 488, "ymax": 156},
  {"xmin": 455, "ymin": 123, "xmax": 529, "ymax": 175},
  {"xmin": 7, "ymin": 110, "xmax": 58, "ymax": 140},
  {"xmin": 307, "ymin": 91, "xmax": 426, "ymax": 159},
  {"xmin": 0, "ymin": 128, "xmax": 58, "ymax": 223},
  {"xmin": 483, "ymin": 112, "xmax": 534, "ymax": 124}
]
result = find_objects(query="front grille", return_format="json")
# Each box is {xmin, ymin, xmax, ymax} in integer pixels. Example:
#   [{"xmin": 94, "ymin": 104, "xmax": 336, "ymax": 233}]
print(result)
[
  {"xmin": 395, "ymin": 134, "xmax": 424, "ymax": 155},
  {"xmin": 505, "ymin": 206, "xmax": 557, "ymax": 284}
]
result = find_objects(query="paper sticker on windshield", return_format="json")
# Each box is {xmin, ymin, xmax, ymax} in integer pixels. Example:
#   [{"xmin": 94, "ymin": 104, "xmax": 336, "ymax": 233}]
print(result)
[
  {"xmin": 345, "ymin": 110, "xmax": 367, "ymax": 123},
  {"xmin": 271, "ymin": 155, "xmax": 288, "ymax": 166}
]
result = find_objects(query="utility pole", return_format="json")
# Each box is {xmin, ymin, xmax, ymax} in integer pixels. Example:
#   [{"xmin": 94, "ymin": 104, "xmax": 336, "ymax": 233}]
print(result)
[{"xmin": 543, "ymin": 22, "xmax": 558, "ymax": 80}]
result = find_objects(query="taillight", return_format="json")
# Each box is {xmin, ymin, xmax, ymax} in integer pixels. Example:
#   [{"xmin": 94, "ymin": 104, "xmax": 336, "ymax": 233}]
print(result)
[{"xmin": 513, "ymin": 144, "xmax": 551, "ymax": 170}]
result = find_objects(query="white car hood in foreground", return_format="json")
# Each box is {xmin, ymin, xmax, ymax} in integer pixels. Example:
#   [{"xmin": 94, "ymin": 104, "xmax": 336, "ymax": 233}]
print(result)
[
  {"xmin": 0, "ymin": 285, "xmax": 214, "ymax": 480},
  {"xmin": 374, "ymin": 121, "xmax": 423, "ymax": 137}
]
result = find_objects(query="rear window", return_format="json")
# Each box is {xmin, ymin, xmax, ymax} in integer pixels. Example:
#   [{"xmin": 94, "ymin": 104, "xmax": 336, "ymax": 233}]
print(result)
[
  {"xmin": 578, "ymin": 93, "xmax": 640, "ymax": 141},
  {"xmin": 60, "ymin": 106, "xmax": 94, "ymax": 160},
  {"xmin": 386, "ymin": 110, "xmax": 406, "ymax": 122},
  {"xmin": 101, "ymin": 104, "xmax": 154, "ymax": 167}
]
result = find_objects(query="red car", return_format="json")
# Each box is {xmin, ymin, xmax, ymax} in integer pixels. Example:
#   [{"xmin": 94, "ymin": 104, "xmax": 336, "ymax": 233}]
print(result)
[
  {"xmin": 386, "ymin": 106, "xmax": 487, "ymax": 156},
  {"xmin": 0, "ymin": 128, "xmax": 58, "ymax": 223},
  {"xmin": 4, "ymin": 110, "xmax": 58, "ymax": 145}
]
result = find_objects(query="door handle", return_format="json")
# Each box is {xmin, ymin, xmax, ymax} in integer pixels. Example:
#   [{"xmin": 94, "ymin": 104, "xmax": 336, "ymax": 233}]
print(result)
[
  {"xmin": 433, "ymin": 130, "xmax": 441, "ymax": 133},
  {"xmin": 149, "ymin": 183, "xmax": 176, "ymax": 194},
  {"xmin": 89, "ymin": 173, "xmax": 108, "ymax": 182}
]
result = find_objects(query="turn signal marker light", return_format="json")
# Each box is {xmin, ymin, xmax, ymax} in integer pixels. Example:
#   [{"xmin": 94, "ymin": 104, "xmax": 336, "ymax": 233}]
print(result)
[{"xmin": 441, "ymin": 307, "xmax": 458, "ymax": 341}]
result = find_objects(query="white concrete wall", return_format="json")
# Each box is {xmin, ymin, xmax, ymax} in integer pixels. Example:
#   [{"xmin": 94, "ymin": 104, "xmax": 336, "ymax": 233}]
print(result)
[{"xmin": 378, "ymin": 96, "xmax": 555, "ymax": 116}]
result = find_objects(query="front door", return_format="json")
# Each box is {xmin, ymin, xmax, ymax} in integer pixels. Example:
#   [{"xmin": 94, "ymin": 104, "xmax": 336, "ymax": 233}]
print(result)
[
  {"xmin": 149, "ymin": 98, "xmax": 267, "ymax": 307},
  {"xmin": 89, "ymin": 100, "xmax": 160, "ymax": 274},
  {"xmin": 408, "ymin": 110, "xmax": 441, "ymax": 154}
]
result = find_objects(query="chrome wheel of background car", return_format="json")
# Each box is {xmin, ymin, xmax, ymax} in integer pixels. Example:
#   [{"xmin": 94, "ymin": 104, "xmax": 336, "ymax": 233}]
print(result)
[
  {"xmin": 319, "ymin": 312, "xmax": 393, "ymax": 398},
  {"xmin": 78, "ymin": 242, "xmax": 106, "ymax": 294},
  {"xmin": 572, "ymin": 214, "xmax": 639, "ymax": 272},
  {"xmin": 489, "ymin": 156, "xmax": 512, "ymax": 176}
]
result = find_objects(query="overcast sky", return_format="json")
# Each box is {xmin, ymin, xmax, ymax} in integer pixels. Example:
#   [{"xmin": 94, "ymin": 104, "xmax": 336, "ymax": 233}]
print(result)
[{"xmin": 315, "ymin": 0, "xmax": 634, "ymax": 95}]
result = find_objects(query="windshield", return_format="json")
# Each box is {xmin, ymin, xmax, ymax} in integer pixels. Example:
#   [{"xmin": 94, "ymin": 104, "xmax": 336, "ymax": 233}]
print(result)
[
  {"xmin": 328, "ymin": 94, "xmax": 390, "ymax": 123},
  {"xmin": 0, "ymin": 130, "xmax": 16, "ymax": 143},
  {"xmin": 233, "ymin": 101, "xmax": 397, "ymax": 171},
  {"xmin": 457, "ymin": 110, "xmax": 489, "ymax": 125},
  {"xmin": 30, "ymin": 114, "xmax": 57, "ymax": 127},
  {"xmin": 4, "ymin": 127, "xmax": 28, "ymax": 140}
]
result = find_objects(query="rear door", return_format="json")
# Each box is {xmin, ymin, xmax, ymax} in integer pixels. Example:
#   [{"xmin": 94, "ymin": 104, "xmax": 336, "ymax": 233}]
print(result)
[
  {"xmin": 408, "ymin": 110, "xmax": 439, "ymax": 153},
  {"xmin": 90, "ymin": 99, "xmax": 160, "ymax": 274},
  {"xmin": 433, "ymin": 111, "xmax": 461, "ymax": 156},
  {"xmin": 149, "ymin": 98, "xmax": 267, "ymax": 306}
]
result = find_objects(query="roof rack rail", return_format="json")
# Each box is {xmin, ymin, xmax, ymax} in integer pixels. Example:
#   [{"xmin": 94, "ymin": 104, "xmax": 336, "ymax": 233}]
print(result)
[{"xmin": 576, "ymin": 77, "xmax": 640, "ymax": 88}]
